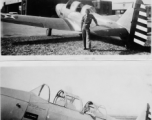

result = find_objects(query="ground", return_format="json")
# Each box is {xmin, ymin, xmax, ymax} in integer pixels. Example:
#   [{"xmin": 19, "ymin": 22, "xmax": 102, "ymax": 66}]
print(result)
[{"xmin": 1, "ymin": 22, "xmax": 151, "ymax": 55}]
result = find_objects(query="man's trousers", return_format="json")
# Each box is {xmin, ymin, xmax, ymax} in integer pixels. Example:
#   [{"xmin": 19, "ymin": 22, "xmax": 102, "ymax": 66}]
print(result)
[{"xmin": 82, "ymin": 25, "xmax": 91, "ymax": 49}]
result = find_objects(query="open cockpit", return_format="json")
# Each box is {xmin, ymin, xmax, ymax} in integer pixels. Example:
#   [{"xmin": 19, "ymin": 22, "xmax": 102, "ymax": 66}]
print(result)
[
  {"xmin": 65, "ymin": 0, "xmax": 96, "ymax": 14},
  {"xmin": 30, "ymin": 84, "xmax": 107, "ymax": 120},
  {"xmin": 53, "ymin": 90, "xmax": 83, "ymax": 112}
]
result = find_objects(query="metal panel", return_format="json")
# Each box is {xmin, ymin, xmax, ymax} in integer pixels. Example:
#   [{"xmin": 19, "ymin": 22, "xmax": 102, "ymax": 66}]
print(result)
[
  {"xmin": 22, "ymin": 94, "xmax": 50, "ymax": 120},
  {"xmin": 1, "ymin": 87, "xmax": 31, "ymax": 102},
  {"xmin": 1, "ymin": 95, "xmax": 28, "ymax": 120}
]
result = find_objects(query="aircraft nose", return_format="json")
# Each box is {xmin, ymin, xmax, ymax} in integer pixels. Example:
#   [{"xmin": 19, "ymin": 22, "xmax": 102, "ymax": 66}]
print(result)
[{"xmin": 56, "ymin": 4, "xmax": 64, "ymax": 17}]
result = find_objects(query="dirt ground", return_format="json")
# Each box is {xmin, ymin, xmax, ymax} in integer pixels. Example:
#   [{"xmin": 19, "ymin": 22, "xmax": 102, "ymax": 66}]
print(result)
[{"xmin": 1, "ymin": 22, "xmax": 151, "ymax": 55}]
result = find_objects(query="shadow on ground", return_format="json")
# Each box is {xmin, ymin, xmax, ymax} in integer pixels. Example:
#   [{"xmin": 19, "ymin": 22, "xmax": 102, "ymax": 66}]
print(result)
[
  {"xmin": 12, "ymin": 34, "xmax": 127, "ymax": 49},
  {"xmin": 12, "ymin": 35, "xmax": 81, "ymax": 46},
  {"xmin": 90, "ymin": 35, "xmax": 151, "ymax": 54}
]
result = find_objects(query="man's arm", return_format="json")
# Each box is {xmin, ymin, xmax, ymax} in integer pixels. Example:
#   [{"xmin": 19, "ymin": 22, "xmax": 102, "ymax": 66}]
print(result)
[
  {"xmin": 81, "ymin": 16, "xmax": 84, "ymax": 31},
  {"xmin": 92, "ymin": 15, "xmax": 98, "ymax": 26}
]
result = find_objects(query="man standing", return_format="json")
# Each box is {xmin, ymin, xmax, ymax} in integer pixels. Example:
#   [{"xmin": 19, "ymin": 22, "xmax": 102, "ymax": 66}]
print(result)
[{"xmin": 81, "ymin": 9, "xmax": 98, "ymax": 51}]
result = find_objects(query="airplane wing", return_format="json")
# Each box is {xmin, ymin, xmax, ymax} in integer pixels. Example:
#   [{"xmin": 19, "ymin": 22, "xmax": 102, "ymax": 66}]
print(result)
[
  {"xmin": 1, "ymin": 13, "xmax": 75, "ymax": 31},
  {"xmin": 87, "ymin": 13, "xmax": 128, "ymax": 38},
  {"xmin": 90, "ymin": 24, "xmax": 128, "ymax": 38}
]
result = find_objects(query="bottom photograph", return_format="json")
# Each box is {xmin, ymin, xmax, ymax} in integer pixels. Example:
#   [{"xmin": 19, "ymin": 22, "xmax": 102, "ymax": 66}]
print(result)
[{"xmin": 1, "ymin": 63, "xmax": 152, "ymax": 120}]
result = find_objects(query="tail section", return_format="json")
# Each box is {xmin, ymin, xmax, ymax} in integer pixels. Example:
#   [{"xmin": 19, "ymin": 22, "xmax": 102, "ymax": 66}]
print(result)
[
  {"xmin": 146, "ymin": 103, "xmax": 151, "ymax": 120},
  {"xmin": 117, "ymin": 0, "xmax": 150, "ymax": 46},
  {"xmin": 117, "ymin": 4, "xmax": 134, "ymax": 33},
  {"xmin": 136, "ymin": 103, "xmax": 151, "ymax": 120}
]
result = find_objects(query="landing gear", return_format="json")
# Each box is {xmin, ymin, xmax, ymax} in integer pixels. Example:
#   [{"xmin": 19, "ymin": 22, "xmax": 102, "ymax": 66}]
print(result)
[
  {"xmin": 79, "ymin": 33, "xmax": 82, "ymax": 39},
  {"xmin": 46, "ymin": 28, "xmax": 52, "ymax": 36},
  {"xmin": 120, "ymin": 35, "xmax": 131, "ymax": 50}
]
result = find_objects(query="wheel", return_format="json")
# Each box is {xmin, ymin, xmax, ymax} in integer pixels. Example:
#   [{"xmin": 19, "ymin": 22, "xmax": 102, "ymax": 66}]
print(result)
[
  {"xmin": 79, "ymin": 33, "xmax": 82, "ymax": 39},
  {"xmin": 46, "ymin": 28, "xmax": 52, "ymax": 36},
  {"xmin": 120, "ymin": 36, "xmax": 131, "ymax": 49}
]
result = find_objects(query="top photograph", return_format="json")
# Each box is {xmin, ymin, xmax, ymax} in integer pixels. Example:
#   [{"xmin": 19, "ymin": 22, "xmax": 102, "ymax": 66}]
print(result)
[{"xmin": 1, "ymin": 0, "xmax": 151, "ymax": 56}]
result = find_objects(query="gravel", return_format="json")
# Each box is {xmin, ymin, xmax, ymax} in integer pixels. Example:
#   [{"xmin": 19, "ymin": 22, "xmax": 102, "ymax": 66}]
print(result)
[{"xmin": 1, "ymin": 35, "xmax": 151, "ymax": 55}]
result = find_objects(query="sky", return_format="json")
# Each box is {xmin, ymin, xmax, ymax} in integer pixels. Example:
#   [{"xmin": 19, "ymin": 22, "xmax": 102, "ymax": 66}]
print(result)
[{"xmin": 1, "ymin": 61, "xmax": 152, "ymax": 116}]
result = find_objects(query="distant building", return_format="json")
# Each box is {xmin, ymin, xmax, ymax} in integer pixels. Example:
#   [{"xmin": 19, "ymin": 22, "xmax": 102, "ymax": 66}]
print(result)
[
  {"xmin": 92, "ymin": 0, "xmax": 112, "ymax": 15},
  {"xmin": 21, "ymin": 0, "xmax": 68, "ymax": 17},
  {"xmin": 112, "ymin": 2, "xmax": 134, "ymax": 15},
  {"xmin": 1, "ymin": 0, "xmax": 151, "ymax": 17},
  {"xmin": 92, "ymin": 0, "xmax": 134, "ymax": 15},
  {"xmin": 1, "ymin": 0, "xmax": 68, "ymax": 17},
  {"xmin": 1, "ymin": 0, "xmax": 22, "ymax": 14}
]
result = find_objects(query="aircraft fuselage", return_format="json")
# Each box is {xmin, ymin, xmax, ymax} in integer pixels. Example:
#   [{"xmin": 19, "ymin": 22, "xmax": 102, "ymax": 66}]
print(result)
[
  {"xmin": 55, "ymin": 3, "xmax": 128, "ymax": 38},
  {"xmin": 1, "ymin": 87, "xmax": 108, "ymax": 120}
]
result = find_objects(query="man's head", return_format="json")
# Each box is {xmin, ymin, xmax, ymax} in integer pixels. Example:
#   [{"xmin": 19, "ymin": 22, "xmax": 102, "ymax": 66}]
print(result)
[{"xmin": 85, "ymin": 9, "xmax": 90, "ymax": 15}]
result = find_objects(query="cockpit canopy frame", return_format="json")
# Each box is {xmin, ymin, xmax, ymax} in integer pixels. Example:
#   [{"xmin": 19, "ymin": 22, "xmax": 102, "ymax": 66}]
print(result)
[
  {"xmin": 66, "ymin": 0, "xmax": 96, "ymax": 14},
  {"xmin": 53, "ymin": 90, "xmax": 83, "ymax": 112},
  {"xmin": 30, "ymin": 84, "xmax": 107, "ymax": 119},
  {"xmin": 30, "ymin": 84, "xmax": 51, "ymax": 102},
  {"xmin": 83, "ymin": 101, "xmax": 107, "ymax": 120}
]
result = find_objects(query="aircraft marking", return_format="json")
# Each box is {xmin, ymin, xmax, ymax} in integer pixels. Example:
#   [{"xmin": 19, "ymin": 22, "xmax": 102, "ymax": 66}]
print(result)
[
  {"xmin": 136, "ymin": 25, "xmax": 147, "ymax": 32},
  {"xmin": 29, "ymin": 103, "xmax": 46, "ymax": 111},
  {"xmin": 139, "ymin": 11, "xmax": 147, "ymax": 17},
  {"xmin": 134, "ymin": 38, "xmax": 145, "ymax": 45},
  {"xmin": 135, "ymin": 31, "xmax": 147, "ymax": 39},
  {"xmin": 24, "ymin": 112, "xmax": 38, "ymax": 120},
  {"xmin": 138, "ymin": 18, "xmax": 148, "ymax": 24},
  {"xmin": 131, "ymin": 2, "xmax": 149, "ymax": 46},
  {"xmin": 140, "ymin": 4, "xmax": 146, "ymax": 9}
]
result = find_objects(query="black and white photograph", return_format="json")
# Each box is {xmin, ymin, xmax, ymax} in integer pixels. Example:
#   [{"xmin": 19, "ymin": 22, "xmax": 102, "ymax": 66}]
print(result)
[
  {"xmin": 1, "ymin": 61, "xmax": 152, "ymax": 120},
  {"xmin": 0, "ymin": 0, "xmax": 152, "ymax": 119},
  {"xmin": 1, "ymin": 0, "xmax": 151, "ymax": 56}
]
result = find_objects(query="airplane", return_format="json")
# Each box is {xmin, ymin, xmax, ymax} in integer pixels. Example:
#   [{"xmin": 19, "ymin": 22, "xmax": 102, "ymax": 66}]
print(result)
[
  {"xmin": 1, "ymin": 84, "xmax": 113, "ymax": 120},
  {"xmin": 1, "ymin": 0, "xmax": 150, "ymax": 48},
  {"xmin": 1, "ymin": 84, "xmax": 151, "ymax": 120}
]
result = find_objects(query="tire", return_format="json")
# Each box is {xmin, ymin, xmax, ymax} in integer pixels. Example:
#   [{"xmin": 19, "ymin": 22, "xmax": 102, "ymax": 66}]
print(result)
[
  {"xmin": 120, "ymin": 36, "xmax": 131, "ymax": 49},
  {"xmin": 79, "ymin": 33, "xmax": 82, "ymax": 39},
  {"xmin": 46, "ymin": 28, "xmax": 52, "ymax": 36}
]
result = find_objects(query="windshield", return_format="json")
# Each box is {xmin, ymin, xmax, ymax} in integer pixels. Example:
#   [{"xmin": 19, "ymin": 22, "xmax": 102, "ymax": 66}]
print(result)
[
  {"xmin": 30, "ymin": 84, "xmax": 50, "ymax": 102},
  {"xmin": 66, "ymin": 95, "xmax": 82, "ymax": 111},
  {"xmin": 66, "ymin": 0, "xmax": 73, "ymax": 9},
  {"xmin": 73, "ymin": 98, "xmax": 82, "ymax": 111}
]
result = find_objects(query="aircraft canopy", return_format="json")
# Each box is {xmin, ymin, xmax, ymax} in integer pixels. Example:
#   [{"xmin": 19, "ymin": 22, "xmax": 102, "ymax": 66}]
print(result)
[
  {"xmin": 53, "ymin": 90, "xmax": 83, "ymax": 112},
  {"xmin": 83, "ymin": 101, "xmax": 107, "ymax": 120},
  {"xmin": 30, "ymin": 84, "xmax": 51, "ymax": 102}
]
